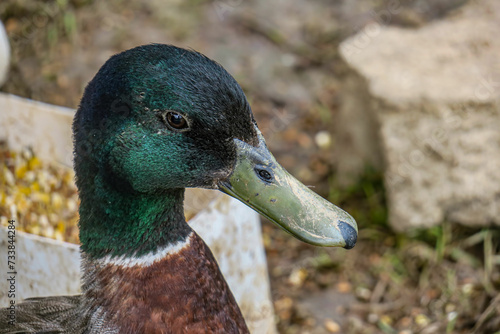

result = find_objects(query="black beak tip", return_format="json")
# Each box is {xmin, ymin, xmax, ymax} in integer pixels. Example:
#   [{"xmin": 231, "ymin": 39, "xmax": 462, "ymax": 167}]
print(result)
[{"xmin": 338, "ymin": 220, "xmax": 357, "ymax": 250}]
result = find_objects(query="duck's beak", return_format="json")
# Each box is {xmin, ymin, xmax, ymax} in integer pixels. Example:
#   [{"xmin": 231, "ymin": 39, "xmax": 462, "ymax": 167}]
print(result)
[{"xmin": 218, "ymin": 128, "xmax": 357, "ymax": 249}]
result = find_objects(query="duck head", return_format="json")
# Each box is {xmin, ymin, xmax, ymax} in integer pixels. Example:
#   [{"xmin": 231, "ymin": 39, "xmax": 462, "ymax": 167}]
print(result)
[{"xmin": 74, "ymin": 44, "xmax": 357, "ymax": 257}]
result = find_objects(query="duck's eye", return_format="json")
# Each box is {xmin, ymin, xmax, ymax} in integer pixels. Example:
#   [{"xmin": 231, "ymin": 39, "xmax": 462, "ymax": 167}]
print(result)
[{"xmin": 164, "ymin": 111, "xmax": 188, "ymax": 130}]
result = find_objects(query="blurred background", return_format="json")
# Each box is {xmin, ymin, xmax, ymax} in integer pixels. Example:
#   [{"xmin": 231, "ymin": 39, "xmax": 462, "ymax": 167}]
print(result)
[{"xmin": 0, "ymin": 0, "xmax": 499, "ymax": 333}]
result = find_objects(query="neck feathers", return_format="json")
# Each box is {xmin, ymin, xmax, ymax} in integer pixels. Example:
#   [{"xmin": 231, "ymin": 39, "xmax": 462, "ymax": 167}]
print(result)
[
  {"xmin": 81, "ymin": 232, "xmax": 249, "ymax": 334},
  {"xmin": 79, "ymin": 187, "xmax": 191, "ymax": 259},
  {"xmin": 95, "ymin": 231, "xmax": 193, "ymax": 267}
]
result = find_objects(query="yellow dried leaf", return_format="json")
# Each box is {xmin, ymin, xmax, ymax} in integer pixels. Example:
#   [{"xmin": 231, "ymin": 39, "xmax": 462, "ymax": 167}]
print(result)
[
  {"xmin": 32, "ymin": 192, "xmax": 51, "ymax": 204},
  {"xmin": 380, "ymin": 315, "xmax": 393, "ymax": 326},
  {"xmin": 56, "ymin": 221, "xmax": 66, "ymax": 233},
  {"xmin": 29, "ymin": 157, "xmax": 41, "ymax": 169},
  {"xmin": 43, "ymin": 225, "xmax": 55, "ymax": 238},
  {"xmin": 15, "ymin": 165, "xmax": 28, "ymax": 179},
  {"xmin": 3, "ymin": 167, "xmax": 15, "ymax": 186},
  {"xmin": 51, "ymin": 193, "xmax": 63, "ymax": 209},
  {"xmin": 31, "ymin": 182, "xmax": 40, "ymax": 192},
  {"xmin": 54, "ymin": 230, "xmax": 64, "ymax": 241},
  {"xmin": 28, "ymin": 224, "xmax": 40, "ymax": 235},
  {"xmin": 16, "ymin": 197, "xmax": 29, "ymax": 212},
  {"xmin": 1, "ymin": 146, "xmax": 80, "ymax": 244},
  {"xmin": 18, "ymin": 186, "xmax": 31, "ymax": 196}
]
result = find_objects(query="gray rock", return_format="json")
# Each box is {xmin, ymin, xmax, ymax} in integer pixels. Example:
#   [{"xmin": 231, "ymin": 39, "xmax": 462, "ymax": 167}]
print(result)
[{"xmin": 337, "ymin": 0, "xmax": 500, "ymax": 230}]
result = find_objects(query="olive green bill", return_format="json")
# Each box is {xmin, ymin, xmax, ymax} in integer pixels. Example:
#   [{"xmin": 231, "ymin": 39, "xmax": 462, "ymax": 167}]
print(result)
[{"xmin": 219, "ymin": 129, "xmax": 357, "ymax": 249}]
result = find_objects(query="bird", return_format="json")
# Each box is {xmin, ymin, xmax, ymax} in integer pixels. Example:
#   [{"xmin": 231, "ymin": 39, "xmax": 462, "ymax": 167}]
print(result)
[{"xmin": 0, "ymin": 44, "xmax": 357, "ymax": 334}]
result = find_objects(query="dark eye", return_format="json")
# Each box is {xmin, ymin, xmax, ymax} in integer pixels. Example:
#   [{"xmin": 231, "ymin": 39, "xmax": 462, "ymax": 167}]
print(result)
[
  {"xmin": 255, "ymin": 168, "xmax": 273, "ymax": 182},
  {"xmin": 164, "ymin": 111, "xmax": 188, "ymax": 130}
]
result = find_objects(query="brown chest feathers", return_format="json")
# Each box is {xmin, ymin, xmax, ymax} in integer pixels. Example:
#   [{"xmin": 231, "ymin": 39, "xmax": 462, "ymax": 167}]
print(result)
[{"xmin": 82, "ymin": 232, "xmax": 249, "ymax": 334}]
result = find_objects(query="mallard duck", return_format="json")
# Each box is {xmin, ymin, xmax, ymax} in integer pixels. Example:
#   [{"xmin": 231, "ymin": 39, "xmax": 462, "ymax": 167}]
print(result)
[{"xmin": 0, "ymin": 44, "xmax": 357, "ymax": 333}]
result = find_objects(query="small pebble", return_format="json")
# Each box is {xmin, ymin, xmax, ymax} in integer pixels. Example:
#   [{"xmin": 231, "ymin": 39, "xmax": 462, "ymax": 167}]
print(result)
[
  {"xmin": 461, "ymin": 283, "xmax": 474, "ymax": 295},
  {"xmin": 336, "ymin": 281, "xmax": 352, "ymax": 293},
  {"xmin": 415, "ymin": 314, "xmax": 430, "ymax": 327},
  {"xmin": 324, "ymin": 319, "xmax": 341, "ymax": 333},
  {"xmin": 445, "ymin": 303, "xmax": 456, "ymax": 313},
  {"xmin": 274, "ymin": 297, "xmax": 293, "ymax": 311},
  {"xmin": 399, "ymin": 330, "xmax": 413, "ymax": 334},
  {"xmin": 289, "ymin": 268, "xmax": 308, "ymax": 287},
  {"xmin": 355, "ymin": 286, "xmax": 371, "ymax": 300},
  {"xmin": 368, "ymin": 313, "xmax": 378, "ymax": 323},
  {"xmin": 398, "ymin": 316, "xmax": 412, "ymax": 328},
  {"xmin": 314, "ymin": 131, "xmax": 332, "ymax": 149}
]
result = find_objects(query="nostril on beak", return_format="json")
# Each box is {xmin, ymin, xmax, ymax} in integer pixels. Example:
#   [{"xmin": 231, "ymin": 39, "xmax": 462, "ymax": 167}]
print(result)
[
  {"xmin": 254, "ymin": 167, "xmax": 273, "ymax": 183},
  {"xmin": 338, "ymin": 220, "xmax": 357, "ymax": 249}
]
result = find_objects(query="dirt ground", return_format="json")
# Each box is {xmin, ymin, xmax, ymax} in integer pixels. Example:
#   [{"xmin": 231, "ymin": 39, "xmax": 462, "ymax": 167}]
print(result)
[{"xmin": 1, "ymin": 0, "xmax": 499, "ymax": 333}]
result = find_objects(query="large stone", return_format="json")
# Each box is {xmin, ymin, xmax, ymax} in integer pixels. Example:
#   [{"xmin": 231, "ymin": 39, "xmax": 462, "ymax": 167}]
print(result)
[{"xmin": 337, "ymin": 0, "xmax": 500, "ymax": 230}]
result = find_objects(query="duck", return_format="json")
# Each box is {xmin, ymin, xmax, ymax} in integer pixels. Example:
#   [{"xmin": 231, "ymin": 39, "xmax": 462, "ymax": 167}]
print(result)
[{"xmin": 0, "ymin": 44, "xmax": 357, "ymax": 334}]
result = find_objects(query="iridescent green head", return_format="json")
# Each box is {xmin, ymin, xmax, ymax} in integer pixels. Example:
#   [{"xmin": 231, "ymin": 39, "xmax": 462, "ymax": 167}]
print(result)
[{"xmin": 73, "ymin": 44, "xmax": 356, "ymax": 257}]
